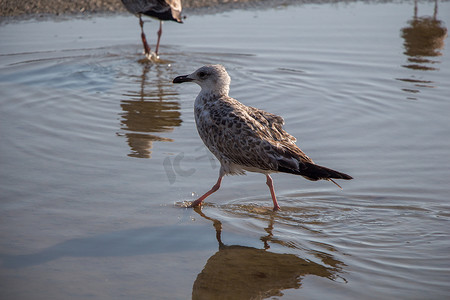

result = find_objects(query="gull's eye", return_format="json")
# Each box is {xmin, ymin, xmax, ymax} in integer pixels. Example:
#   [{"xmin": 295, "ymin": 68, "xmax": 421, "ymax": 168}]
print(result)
[{"xmin": 198, "ymin": 71, "xmax": 207, "ymax": 78}]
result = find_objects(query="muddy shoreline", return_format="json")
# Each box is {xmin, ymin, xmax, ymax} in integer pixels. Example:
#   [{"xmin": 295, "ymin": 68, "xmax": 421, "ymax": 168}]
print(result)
[
  {"xmin": 0, "ymin": 0, "xmax": 405, "ymax": 21},
  {"xmin": 0, "ymin": 0, "xmax": 282, "ymax": 18}
]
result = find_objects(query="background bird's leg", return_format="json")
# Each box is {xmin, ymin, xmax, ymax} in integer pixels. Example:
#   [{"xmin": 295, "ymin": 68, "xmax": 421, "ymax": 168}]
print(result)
[
  {"xmin": 155, "ymin": 21, "xmax": 163, "ymax": 55},
  {"xmin": 266, "ymin": 174, "xmax": 280, "ymax": 211},
  {"xmin": 190, "ymin": 175, "xmax": 223, "ymax": 208},
  {"xmin": 139, "ymin": 14, "xmax": 151, "ymax": 55}
]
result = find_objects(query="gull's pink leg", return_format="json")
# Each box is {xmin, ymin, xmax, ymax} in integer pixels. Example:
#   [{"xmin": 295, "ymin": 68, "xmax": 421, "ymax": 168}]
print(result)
[
  {"xmin": 139, "ymin": 14, "xmax": 151, "ymax": 55},
  {"xmin": 266, "ymin": 174, "xmax": 280, "ymax": 211},
  {"xmin": 155, "ymin": 21, "xmax": 163, "ymax": 55},
  {"xmin": 190, "ymin": 175, "xmax": 223, "ymax": 208}
]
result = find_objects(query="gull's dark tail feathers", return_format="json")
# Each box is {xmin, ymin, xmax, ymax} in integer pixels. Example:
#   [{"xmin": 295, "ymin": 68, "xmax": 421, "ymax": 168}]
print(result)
[{"xmin": 278, "ymin": 162, "xmax": 353, "ymax": 189}]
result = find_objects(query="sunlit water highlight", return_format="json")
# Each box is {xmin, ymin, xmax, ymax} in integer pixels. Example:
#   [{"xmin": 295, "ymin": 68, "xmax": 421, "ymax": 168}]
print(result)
[{"xmin": 1, "ymin": 1, "xmax": 450, "ymax": 299}]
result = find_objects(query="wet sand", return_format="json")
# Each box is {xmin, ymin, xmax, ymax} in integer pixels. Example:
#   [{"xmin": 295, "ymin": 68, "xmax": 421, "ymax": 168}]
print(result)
[
  {"xmin": 1, "ymin": 0, "xmax": 268, "ymax": 17},
  {"xmin": 1, "ymin": 0, "xmax": 375, "ymax": 19}
]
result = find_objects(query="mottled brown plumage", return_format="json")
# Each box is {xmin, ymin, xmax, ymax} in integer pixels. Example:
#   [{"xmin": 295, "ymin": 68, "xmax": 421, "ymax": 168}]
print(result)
[{"xmin": 173, "ymin": 65, "xmax": 352, "ymax": 210}]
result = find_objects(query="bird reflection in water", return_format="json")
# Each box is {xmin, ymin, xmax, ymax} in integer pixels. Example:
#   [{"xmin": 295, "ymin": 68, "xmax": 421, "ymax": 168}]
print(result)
[
  {"xmin": 191, "ymin": 208, "xmax": 344, "ymax": 300},
  {"xmin": 398, "ymin": 0, "xmax": 447, "ymax": 97},
  {"xmin": 119, "ymin": 62, "xmax": 181, "ymax": 158}
]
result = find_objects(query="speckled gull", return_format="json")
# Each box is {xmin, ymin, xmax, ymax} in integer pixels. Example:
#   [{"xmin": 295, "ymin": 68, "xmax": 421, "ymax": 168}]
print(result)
[{"xmin": 173, "ymin": 65, "xmax": 352, "ymax": 211}]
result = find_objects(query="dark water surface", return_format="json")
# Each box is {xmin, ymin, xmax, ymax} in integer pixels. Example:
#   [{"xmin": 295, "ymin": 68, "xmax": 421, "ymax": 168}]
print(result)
[{"xmin": 1, "ymin": 1, "xmax": 450, "ymax": 299}]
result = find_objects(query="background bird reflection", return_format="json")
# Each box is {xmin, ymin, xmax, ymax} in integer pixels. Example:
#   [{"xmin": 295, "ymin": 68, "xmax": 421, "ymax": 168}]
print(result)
[
  {"xmin": 398, "ymin": 0, "xmax": 447, "ymax": 97},
  {"xmin": 119, "ymin": 63, "xmax": 182, "ymax": 158}
]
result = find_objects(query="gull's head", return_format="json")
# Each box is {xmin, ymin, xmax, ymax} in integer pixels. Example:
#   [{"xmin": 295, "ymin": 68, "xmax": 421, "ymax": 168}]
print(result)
[{"xmin": 173, "ymin": 65, "xmax": 231, "ymax": 96}]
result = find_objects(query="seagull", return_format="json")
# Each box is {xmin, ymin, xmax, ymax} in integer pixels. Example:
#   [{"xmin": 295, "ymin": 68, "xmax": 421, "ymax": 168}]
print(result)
[
  {"xmin": 173, "ymin": 65, "xmax": 352, "ymax": 211},
  {"xmin": 121, "ymin": 0, "xmax": 182, "ymax": 58}
]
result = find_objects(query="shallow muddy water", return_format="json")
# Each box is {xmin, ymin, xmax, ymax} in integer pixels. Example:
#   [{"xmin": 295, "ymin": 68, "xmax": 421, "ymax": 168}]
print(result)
[{"xmin": 1, "ymin": 1, "xmax": 450, "ymax": 299}]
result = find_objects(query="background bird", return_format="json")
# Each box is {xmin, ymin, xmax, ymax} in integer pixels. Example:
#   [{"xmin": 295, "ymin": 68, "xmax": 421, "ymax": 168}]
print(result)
[
  {"xmin": 173, "ymin": 65, "xmax": 352, "ymax": 211},
  {"xmin": 121, "ymin": 0, "xmax": 183, "ymax": 59}
]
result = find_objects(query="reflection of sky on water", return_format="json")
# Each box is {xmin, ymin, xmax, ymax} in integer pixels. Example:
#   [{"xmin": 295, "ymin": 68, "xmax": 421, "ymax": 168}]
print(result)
[
  {"xmin": 1, "ymin": 2, "xmax": 450, "ymax": 299},
  {"xmin": 398, "ymin": 0, "xmax": 447, "ymax": 98},
  {"xmin": 119, "ymin": 63, "xmax": 182, "ymax": 158}
]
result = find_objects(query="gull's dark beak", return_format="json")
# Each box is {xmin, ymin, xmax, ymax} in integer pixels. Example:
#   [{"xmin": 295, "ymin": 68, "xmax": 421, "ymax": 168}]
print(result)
[{"xmin": 173, "ymin": 75, "xmax": 193, "ymax": 84}]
